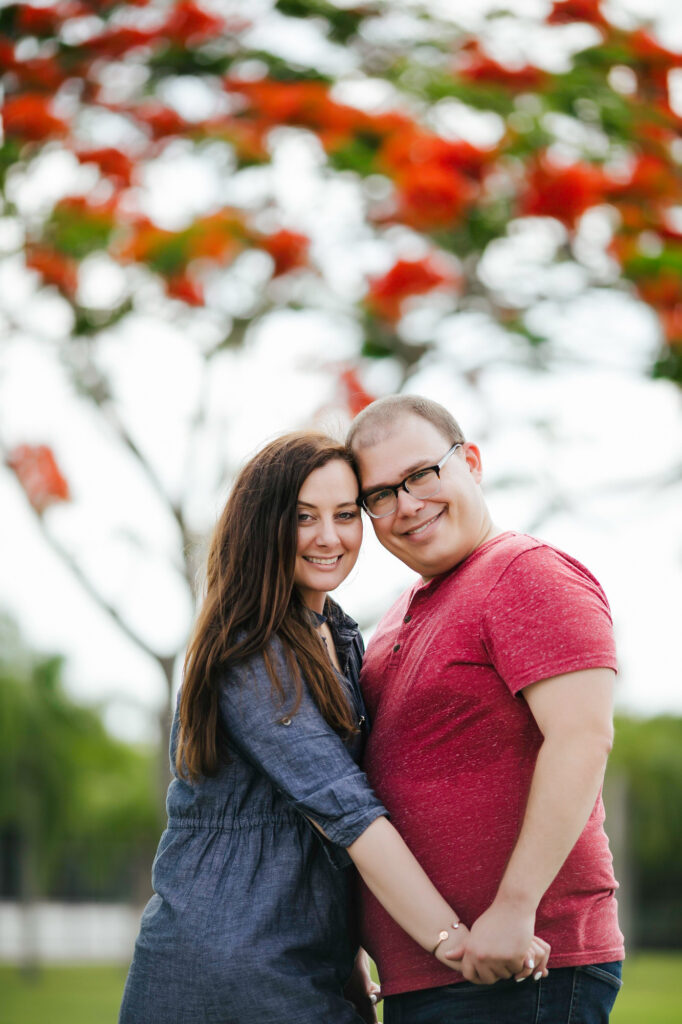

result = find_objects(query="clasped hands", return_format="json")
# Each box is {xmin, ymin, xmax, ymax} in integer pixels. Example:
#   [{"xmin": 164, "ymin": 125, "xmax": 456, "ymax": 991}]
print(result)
[{"xmin": 435, "ymin": 903, "xmax": 550, "ymax": 986}]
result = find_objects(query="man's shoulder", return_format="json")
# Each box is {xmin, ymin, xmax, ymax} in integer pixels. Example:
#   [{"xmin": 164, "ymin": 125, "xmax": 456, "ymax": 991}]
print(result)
[{"xmin": 468, "ymin": 531, "xmax": 596, "ymax": 583}]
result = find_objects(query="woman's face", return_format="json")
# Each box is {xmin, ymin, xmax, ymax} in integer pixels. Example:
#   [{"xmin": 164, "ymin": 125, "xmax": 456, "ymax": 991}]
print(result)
[{"xmin": 294, "ymin": 459, "xmax": 363, "ymax": 612}]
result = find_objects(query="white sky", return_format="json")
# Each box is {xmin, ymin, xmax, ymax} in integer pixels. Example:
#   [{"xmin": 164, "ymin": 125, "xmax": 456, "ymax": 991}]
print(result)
[{"xmin": 1, "ymin": 0, "xmax": 682, "ymax": 742}]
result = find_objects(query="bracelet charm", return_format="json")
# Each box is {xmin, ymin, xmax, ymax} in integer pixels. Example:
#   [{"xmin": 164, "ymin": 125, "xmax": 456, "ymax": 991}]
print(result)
[{"xmin": 431, "ymin": 921, "xmax": 460, "ymax": 955}]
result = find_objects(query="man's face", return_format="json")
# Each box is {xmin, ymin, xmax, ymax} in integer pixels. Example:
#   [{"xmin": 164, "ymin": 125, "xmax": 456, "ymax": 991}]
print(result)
[{"xmin": 354, "ymin": 415, "xmax": 493, "ymax": 578}]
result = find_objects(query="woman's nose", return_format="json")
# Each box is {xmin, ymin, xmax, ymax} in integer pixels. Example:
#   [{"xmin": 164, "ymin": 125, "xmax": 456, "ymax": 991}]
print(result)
[{"xmin": 314, "ymin": 517, "xmax": 340, "ymax": 546}]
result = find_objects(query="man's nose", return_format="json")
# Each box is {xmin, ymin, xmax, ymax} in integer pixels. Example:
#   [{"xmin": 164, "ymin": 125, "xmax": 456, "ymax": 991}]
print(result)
[{"xmin": 395, "ymin": 486, "xmax": 426, "ymax": 516}]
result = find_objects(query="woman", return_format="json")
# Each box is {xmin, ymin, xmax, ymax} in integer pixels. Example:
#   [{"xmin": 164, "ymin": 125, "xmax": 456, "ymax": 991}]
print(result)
[{"xmin": 119, "ymin": 432, "xmax": 547, "ymax": 1024}]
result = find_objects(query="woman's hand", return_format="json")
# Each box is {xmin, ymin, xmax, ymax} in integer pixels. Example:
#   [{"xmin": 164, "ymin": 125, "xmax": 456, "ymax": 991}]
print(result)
[
  {"xmin": 344, "ymin": 948, "xmax": 381, "ymax": 1024},
  {"xmin": 513, "ymin": 935, "xmax": 550, "ymax": 983}
]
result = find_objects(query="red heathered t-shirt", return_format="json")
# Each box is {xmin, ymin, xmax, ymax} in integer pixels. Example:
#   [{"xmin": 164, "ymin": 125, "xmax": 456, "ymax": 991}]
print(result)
[{"xmin": 359, "ymin": 531, "xmax": 624, "ymax": 997}]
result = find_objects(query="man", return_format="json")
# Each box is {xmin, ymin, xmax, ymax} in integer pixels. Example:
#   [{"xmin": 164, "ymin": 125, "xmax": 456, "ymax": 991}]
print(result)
[{"xmin": 348, "ymin": 394, "xmax": 624, "ymax": 1024}]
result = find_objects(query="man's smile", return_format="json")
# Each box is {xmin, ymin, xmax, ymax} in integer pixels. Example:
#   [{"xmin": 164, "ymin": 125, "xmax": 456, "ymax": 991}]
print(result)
[{"xmin": 403, "ymin": 509, "xmax": 444, "ymax": 537}]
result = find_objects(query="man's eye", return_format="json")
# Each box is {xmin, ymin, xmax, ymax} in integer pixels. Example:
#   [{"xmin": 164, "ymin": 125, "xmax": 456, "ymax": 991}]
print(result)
[
  {"xmin": 408, "ymin": 469, "xmax": 432, "ymax": 483},
  {"xmin": 372, "ymin": 489, "xmax": 394, "ymax": 503}
]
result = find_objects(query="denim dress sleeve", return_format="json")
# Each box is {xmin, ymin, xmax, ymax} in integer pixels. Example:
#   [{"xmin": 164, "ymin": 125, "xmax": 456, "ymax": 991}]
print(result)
[{"xmin": 219, "ymin": 636, "xmax": 387, "ymax": 848}]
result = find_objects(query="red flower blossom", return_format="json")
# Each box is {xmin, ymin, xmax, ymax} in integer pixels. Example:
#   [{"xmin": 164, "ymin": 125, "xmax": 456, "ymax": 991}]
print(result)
[
  {"xmin": 134, "ymin": 101, "xmax": 189, "ymax": 139},
  {"xmin": 659, "ymin": 305, "xmax": 682, "ymax": 344},
  {"xmin": 366, "ymin": 257, "xmax": 459, "ymax": 322},
  {"xmin": 457, "ymin": 44, "xmax": 548, "ymax": 91},
  {"xmin": 521, "ymin": 155, "xmax": 606, "ymax": 227},
  {"xmin": 116, "ymin": 210, "xmax": 246, "ymax": 274},
  {"xmin": 15, "ymin": 3, "xmax": 84, "ymax": 36},
  {"xmin": 2, "ymin": 93, "xmax": 68, "ymax": 141},
  {"xmin": 25, "ymin": 246, "xmax": 77, "ymax": 292},
  {"xmin": 380, "ymin": 129, "xmax": 494, "ymax": 183},
  {"xmin": 166, "ymin": 273, "xmax": 204, "ymax": 305},
  {"xmin": 86, "ymin": 26, "xmax": 158, "ymax": 59},
  {"xmin": 608, "ymin": 154, "xmax": 682, "ymax": 205},
  {"xmin": 611, "ymin": 202, "xmax": 651, "ymax": 233},
  {"xmin": 393, "ymin": 164, "xmax": 477, "ymax": 231},
  {"xmin": 628, "ymin": 29, "xmax": 682, "ymax": 68},
  {"xmin": 75, "ymin": 147, "xmax": 135, "ymax": 187},
  {"xmin": 225, "ymin": 78, "xmax": 364, "ymax": 151},
  {"xmin": 115, "ymin": 217, "xmax": 179, "ymax": 266},
  {"xmin": 163, "ymin": 1, "xmax": 225, "ymax": 46},
  {"xmin": 6, "ymin": 444, "xmax": 70, "ymax": 513},
  {"xmin": 633, "ymin": 271, "xmax": 681, "ymax": 308},
  {"xmin": 339, "ymin": 368, "xmax": 375, "ymax": 417},
  {"xmin": 0, "ymin": 40, "xmax": 16, "ymax": 69},
  {"xmin": 546, "ymin": 0, "xmax": 608, "ymax": 27},
  {"xmin": 203, "ymin": 118, "xmax": 269, "ymax": 162},
  {"xmin": 11, "ymin": 54, "xmax": 69, "ymax": 92},
  {"xmin": 261, "ymin": 229, "xmax": 309, "ymax": 276},
  {"xmin": 25, "ymin": 245, "xmax": 79, "ymax": 297},
  {"xmin": 186, "ymin": 210, "xmax": 247, "ymax": 262}
]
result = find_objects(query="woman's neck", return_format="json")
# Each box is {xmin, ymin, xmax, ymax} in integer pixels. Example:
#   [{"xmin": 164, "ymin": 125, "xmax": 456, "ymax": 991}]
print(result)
[{"xmin": 298, "ymin": 588, "xmax": 327, "ymax": 616}]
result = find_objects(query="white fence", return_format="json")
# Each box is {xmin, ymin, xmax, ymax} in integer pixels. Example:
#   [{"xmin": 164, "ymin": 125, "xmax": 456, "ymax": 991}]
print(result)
[{"xmin": 0, "ymin": 902, "xmax": 141, "ymax": 963}]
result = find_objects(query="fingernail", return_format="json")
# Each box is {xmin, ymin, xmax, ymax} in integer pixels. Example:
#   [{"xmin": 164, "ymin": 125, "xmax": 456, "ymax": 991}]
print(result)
[
  {"xmin": 534, "ymin": 971, "xmax": 543, "ymax": 981},
  {"xmin": 528, "ymin": 959, "xmax": 535, "ymax": 970},
  {"xmin": 515, "ymin": 976, "xmax": 526, "ymax": 983},
  {"xmin": 369, "ymin": 994, "xmax": 377, "ymax": 1005}
]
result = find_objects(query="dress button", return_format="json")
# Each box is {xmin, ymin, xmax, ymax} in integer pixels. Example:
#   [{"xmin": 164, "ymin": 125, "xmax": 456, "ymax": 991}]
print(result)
[
  {"xmin": 393, "ymin": 644, "xmax": 400, "ymax": 653},
  {"xmin": 403, "ymin": 614, "xmax": 412, "ymax": 623}
]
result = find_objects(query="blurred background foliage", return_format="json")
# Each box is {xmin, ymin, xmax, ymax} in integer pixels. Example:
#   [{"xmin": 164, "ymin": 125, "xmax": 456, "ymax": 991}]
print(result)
[{"xmin": 0, "ymin": 617, "xmax": 160, "ymax": 905}]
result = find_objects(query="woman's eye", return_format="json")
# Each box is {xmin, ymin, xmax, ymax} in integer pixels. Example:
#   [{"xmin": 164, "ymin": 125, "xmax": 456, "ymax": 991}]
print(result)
[
  {"xmin": 297, "ymin": 512, "xmax": 313, "ymax": 523},
  {"xmin": 337, "ymin": 511, "xmax": 360, "ymax": 521}
]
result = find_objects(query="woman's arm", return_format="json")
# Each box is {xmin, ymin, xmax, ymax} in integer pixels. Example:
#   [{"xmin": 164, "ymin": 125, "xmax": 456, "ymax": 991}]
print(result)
[
  {"xmin": 347, "ymin": 816, "xmax": 550, "ymax": 978},
  {"xmin": 347, "ymin": 815, "xmax": 469, "ymax": 968}
]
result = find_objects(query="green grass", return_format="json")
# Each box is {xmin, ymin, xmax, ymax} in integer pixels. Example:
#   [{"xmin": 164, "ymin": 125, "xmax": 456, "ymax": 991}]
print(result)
[
  {"xmin": 0, "ymin": 954, "xmax": 680, "ymax": 1023},
  {"xmin": 612, "ymin": 953, "xmax": 682, "ymax": 1024},
  {"xmin": 0, "ymin": 964, "xmax": 128, "ymax": 1024}
]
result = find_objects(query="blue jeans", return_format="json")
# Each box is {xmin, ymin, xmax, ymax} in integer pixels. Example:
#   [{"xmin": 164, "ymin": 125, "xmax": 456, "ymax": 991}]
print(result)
[{"xmin": 383, "ymin": 961, "xmax": 622, "ymax": 1024}]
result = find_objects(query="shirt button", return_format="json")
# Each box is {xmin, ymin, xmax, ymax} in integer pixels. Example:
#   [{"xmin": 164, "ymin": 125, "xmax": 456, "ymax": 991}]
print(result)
[
  {"xmin": 393, "ymin": 644, "xmax": 400, "ymax": 653},
  {"xmin": 280, "ymin": 717, "xmax": 292, "ymax": 726},
  {"xmin": 403, "ymin": 614, "xmax": 412, "ymax": 623}
]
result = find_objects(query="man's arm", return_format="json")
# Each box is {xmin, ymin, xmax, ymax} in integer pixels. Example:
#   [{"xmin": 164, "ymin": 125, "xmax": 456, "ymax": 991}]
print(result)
[{"xmin": 456, "ymin": 666, "xmax": 615, "ymax": 985}]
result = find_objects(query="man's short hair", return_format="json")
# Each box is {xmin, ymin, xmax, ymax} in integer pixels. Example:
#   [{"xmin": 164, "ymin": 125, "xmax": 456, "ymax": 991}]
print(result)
[{"xmin": 347, "ymin": 394, "xmax": 466, "ymax": 451}]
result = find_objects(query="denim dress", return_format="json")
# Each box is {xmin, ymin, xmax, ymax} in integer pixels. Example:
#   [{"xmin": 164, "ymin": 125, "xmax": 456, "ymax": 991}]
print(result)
[{"xmin": 119, "ymin": 602, "xmax": 387, "ymax": 1024}]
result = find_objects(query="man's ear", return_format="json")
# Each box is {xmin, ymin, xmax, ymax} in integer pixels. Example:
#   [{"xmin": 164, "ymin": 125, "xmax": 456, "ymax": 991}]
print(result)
[{"xmin": 462, "ymin": 443, "xmax": 483, "ymax": 483}]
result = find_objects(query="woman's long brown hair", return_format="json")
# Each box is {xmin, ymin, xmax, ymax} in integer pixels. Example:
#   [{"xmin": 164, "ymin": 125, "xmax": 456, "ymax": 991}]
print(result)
[{"xmin": 176, "ymin": 432, "xmax": 360, "ymax": 780}]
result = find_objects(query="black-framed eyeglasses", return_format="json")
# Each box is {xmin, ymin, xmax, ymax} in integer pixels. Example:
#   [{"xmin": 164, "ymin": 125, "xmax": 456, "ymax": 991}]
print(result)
[{"xmin": 358, "ymin": 443, "xmax": 463, "ymax": 519}]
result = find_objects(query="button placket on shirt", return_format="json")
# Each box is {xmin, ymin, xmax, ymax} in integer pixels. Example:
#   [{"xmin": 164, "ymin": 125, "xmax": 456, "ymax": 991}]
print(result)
[{"xmin": 391, "ymin": 599, "xmax": 419, "ymax": 658}]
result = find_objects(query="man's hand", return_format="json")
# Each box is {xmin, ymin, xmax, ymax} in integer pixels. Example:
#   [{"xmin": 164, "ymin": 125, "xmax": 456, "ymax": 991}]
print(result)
[
  {"xmin": 344, "ymin": 948, "xmax": 381, "ymax": 1024},
  {"xmin": 457, "ymin": 902, "xmax": 535, "ymax": 985},
  {"xmin": 441, "ymin": 917, "xmax": 550, "ymax": 985}
]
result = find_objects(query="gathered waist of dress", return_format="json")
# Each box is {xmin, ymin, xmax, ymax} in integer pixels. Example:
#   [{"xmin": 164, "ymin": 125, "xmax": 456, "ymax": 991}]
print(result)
[{"xmin": 166, "ymin": 810, "xmax": 306, "ymax": 832}]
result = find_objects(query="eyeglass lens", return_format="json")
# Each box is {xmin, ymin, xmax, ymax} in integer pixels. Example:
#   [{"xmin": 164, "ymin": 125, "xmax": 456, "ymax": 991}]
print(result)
[{"xmin": 366, "ymin": 467, "xmax": 440, "ymax": 516}]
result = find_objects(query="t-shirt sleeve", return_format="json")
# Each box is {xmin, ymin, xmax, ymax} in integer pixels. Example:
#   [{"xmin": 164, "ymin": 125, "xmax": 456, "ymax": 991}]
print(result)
[
  {"xmin": 480, "ymin": 545, "xmax": 618, "ymax": 695},
  {"xmin": 218, "ymin": 639, "xmax": 387, "ymax": 848}
]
